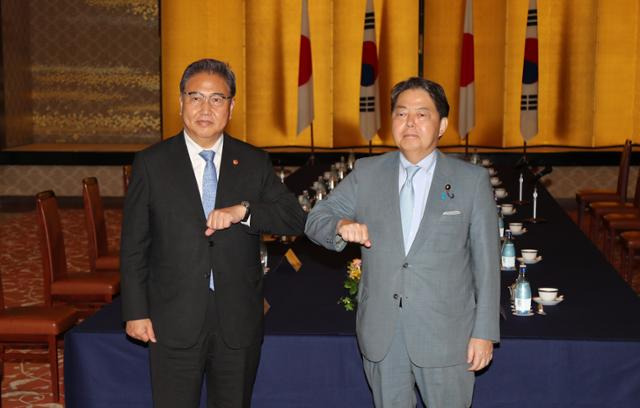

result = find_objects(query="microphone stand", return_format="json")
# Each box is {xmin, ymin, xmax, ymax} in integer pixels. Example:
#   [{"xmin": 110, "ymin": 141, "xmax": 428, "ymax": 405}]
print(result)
[
  {"xmin": 512, "ymin": 154, "xmax": 532, "ymax": 206},
  {"xmin": 512, "ymin": 171, "xmax": 529, "ymax": 206},
  {"xmin": 524, "ymin": 166, "xmax": 552, "ymax": 224}
]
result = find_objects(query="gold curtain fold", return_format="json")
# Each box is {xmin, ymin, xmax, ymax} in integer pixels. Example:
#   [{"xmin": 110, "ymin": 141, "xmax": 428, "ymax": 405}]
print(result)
[
  {"xmin": 162, "ymin": 0, "xmax": 639, "ymax": 148},
  {"xmin": 162, "ymin": 1, "xmax": 246, "ymax": 140}
]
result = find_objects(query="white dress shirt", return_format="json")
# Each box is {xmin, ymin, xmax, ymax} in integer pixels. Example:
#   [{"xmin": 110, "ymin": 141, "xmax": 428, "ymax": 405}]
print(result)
[
  {"xmin": 183, "ymin": 131, "xmax": 251, "ymax": 225},
  {"xmin": 183, "ymin": 130, "xmax": 223, "ymax": 195},
  {"xmin": 398, "ymin": 151, "xmax": 437, "ymax": 253}
]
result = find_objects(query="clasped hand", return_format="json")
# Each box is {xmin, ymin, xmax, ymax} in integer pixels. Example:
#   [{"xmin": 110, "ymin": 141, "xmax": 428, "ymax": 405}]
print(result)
[
  {"xmin": 205, "ymin": 204, "xmax": 247, "ymax": 236},
  {"xmin": 337, "ymin": 219, "xmax": 372, "ymax": 248}
]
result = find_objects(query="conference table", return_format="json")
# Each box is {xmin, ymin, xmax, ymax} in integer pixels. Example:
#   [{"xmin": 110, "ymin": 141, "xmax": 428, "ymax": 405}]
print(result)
[{"xmin": 64, "ymin": 159, "xmax": 640, "ymax": 407}]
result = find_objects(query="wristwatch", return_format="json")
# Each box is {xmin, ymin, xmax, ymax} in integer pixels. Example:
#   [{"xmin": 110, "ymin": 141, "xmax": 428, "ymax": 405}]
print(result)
[{"xmin": 240, "ymin": 201, "xmax": 251, "ymax": 222}]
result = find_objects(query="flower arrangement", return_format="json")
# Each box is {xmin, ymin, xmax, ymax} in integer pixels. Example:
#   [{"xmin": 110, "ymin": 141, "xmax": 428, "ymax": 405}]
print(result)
[{"xmin": 338, "ymin": 258, "xmax": 362, "ymax": 311}]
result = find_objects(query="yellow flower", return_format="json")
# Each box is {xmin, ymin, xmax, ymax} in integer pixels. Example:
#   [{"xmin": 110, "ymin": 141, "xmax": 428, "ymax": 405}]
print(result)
[
  {"xmin": 339, "ymin": 258, "xmax": 362, "ymax": 311},
  {"xmin": 347, "ymin": 258, "xmax": 362, "ymax": 280}
]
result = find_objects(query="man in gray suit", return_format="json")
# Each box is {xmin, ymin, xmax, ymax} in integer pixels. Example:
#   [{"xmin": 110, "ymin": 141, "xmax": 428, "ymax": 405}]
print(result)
[{"xmin": 305, "ymin": 77, "xmax": 499, "ymax": 407}]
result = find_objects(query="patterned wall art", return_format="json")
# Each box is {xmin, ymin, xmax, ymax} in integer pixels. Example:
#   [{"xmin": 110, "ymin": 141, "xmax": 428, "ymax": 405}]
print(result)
[{"xmin": 3, "ymin": 0, "xmax": 161, "ymax": 146}]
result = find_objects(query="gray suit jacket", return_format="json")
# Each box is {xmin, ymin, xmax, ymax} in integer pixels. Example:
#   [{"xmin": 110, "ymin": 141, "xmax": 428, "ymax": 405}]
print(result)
[{"xmin": 305, "ymin": 150, "xmax": 500, "ymax": 367}]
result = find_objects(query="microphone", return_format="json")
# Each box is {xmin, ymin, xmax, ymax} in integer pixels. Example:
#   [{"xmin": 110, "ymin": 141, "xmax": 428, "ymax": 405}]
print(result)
[
  {"xmin": 515, "ymin": 156, "xmax": 540, "ymax": 171},
  {"xmin": 532, "ymin": 165, "xmax": 553, "ymax": 181},
  {"xmin": 515, "ymin": 156, "xmax": 529, "ymax": 169}
]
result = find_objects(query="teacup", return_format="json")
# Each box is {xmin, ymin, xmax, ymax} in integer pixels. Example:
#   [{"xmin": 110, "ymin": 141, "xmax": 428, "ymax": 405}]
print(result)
[
  {"xmin": 481, "ymin": 159, "xmax": 491, "ymax": 166},
  {"xmin": 490, "ymin": 176, "xmax": 501, "ymax": 186},
  {"xmin": 494, "ymin": 187, "xmax": 507, "ymax": 198},
  {"xmin": 488, "ymin": 168, "xmax": 497, "ymax": 176},
  {"xmin": 538, "ymin": 287, "xmax": 558, "ymax": 302},
  {"xmin": 509, "ymin": 222, "xmax": 523, "ymax": 233},
  {"xmin": 501, "ymin": 203, "xmax": 514, "ymax": 215},
  {"xmin": 521, "ymin": 249, "xmax": 538, "ymax": 261}
]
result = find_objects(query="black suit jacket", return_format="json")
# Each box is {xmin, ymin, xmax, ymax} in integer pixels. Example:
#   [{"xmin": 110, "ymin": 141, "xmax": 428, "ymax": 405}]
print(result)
[{"xmin": 120, "ymin": 133, "xmax": 306, "ymax": 349}]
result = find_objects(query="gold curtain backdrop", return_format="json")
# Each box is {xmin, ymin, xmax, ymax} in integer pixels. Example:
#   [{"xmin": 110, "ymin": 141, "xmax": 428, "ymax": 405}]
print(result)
[{"xmin": 161, "ymin": 0, "xmax": 640, "ymax": 149}]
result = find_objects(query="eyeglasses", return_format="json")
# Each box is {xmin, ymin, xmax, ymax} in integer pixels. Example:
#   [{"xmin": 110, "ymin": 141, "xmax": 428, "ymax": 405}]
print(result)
[{"xmin": 183, "ymin": 91, "xmax": 232, "ymax": 107}]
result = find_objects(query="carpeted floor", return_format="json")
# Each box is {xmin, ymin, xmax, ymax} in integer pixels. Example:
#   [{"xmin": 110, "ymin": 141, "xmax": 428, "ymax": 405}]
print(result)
[
  {"xmin": 0, "ymin": 206, "xmax": 637, "ymax": 407},
  {"xmin": 0, "ymin": 209, "xmax": 121, "ymax": 407}
]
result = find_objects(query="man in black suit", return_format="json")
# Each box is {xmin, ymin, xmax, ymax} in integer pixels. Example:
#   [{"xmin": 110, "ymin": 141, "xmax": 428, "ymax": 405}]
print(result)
[{"xmin": 121, "ymin": 58, "xmax": 306, "ymax": 407}]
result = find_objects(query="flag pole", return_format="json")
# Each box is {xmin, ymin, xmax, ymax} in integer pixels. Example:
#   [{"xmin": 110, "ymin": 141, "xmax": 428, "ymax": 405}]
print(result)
[
  {"xmin": 309, "ymin": 121, "xmax": 316, "ymax": 165},
  {"xmin": 418, "ymin": 0, "xmax": 425, "ymax": 77},
  {"xmin": 464, "ymin": 133, "xmax": 469, "ymax": 157}
]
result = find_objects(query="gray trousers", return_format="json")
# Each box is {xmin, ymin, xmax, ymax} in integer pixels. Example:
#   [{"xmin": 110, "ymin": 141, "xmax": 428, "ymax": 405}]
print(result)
[{"xmin": 362, "ymin": 316, "xmax": 474, "ymax": 408}]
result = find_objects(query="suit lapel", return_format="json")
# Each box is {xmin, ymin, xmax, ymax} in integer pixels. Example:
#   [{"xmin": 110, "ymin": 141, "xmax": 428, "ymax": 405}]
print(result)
[
  {"xmin": 379, "ymin": 152, "xmax": 405, "ymax": 256},
  {"xmin": 408, "ymin": 150, "xmax": 453, "ymax": 257},
  {"xmin": 215, "ymin": 134, "xmax": 239, "ymax": 209},
  {"xmin": 170, "ymin": 133, "xmax": 207, "ymax": 221}
]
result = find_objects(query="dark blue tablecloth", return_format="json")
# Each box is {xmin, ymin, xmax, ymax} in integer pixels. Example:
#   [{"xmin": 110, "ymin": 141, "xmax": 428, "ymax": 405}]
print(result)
[
  {"xmin": 65, "ymin": 296, "xmax": 640, "ymax": 407},
  {"xmin": 65, "ymin": 162, "xmax": 640, "ymax": 407}
]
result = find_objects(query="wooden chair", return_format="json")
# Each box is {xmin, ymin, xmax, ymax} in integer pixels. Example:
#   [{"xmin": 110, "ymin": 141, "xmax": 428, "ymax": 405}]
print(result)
[
  {"xmin": 602, "ymin": 214, "xmax": 640, "ymax": 263},
  {"xmin": 82, "ymin": 177, "xmax": 120, "ymax": 273},
  {"xmin": 123, "ymin": 164, "xmax": 132, "ymax": 195},
  {"xmin": 588, "ymin": 168, "xmax": 640, "ymax": 245},
  {"xmin": 0, "ymin": 272, "xmax": 77, "ymax": 402},
  {"xmin": 36, "ymin": 190, "xmax": 120, "ymax": 315},
  {"xmin": 620, "ymin": 230, "xmax": 640, "ymax": 285},
  {"xmin": 576, "ymin": 139, "xmax": 632, "ymax": 230}
]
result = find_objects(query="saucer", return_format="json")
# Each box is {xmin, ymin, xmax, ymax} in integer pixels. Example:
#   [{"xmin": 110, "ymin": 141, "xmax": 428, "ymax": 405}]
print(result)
[
  {"xmin": 516, "ymin": 255, "xmax": 541, "ymax": 264},
  {"xmin": 482, "ymin": 161, "xmax": 493, "ymax": 167},
  {"xmin": 495, "ymin": 193, "xmax": 509, "ymax": 199},
  {"xmin": 488, "ymin": 169, "xmax": 497, "ymax": 176},
  {"xmin": 491, "ymin": 181, "xmax": 502, "ymax": 187},
  {"xmin": 533, "ymin": 296, "xmax": 564, "ymax": 306},
  {"xmin": 502, "ymin": 209, "xmax": 517, "ymax": 216},
  {"xmin": 511, "ymin": 228, "xmax": 527, "ymax": 236}
]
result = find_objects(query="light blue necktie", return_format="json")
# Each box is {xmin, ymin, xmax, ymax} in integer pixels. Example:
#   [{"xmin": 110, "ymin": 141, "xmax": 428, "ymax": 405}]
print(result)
[
  {"xmin": 400, "ymin": 166, "xmax": 420, "ymax": 251},
  {"xmin": 199, "ymin": 150, "xmax": 217, "ymax": 290}
]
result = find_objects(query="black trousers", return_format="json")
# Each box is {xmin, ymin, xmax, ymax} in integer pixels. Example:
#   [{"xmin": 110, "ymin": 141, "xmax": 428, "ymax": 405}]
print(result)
[{"xmin": 149, "ymin": 292, "xmax": 261, "ymax": 408}]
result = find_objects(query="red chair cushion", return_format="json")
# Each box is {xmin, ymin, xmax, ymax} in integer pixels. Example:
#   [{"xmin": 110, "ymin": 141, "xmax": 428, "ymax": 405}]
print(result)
[
  {"xmin": 0, "ymin": 305, "xmax": 77, "ymax": 335},
  {"xmin": 51, "ymin": 272, "xmax": 120, "ymax": 296}
]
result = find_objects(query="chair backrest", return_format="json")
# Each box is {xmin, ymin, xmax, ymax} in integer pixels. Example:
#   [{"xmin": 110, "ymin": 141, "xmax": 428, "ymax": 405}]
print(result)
[
  {"xmin": 36, "ymin": 190, "xmax": 68, "ymax": 306},
  {"xmin": 123, "ymin": 165, "xmax": 132, "ymax": 195},
  {"xmin": 632, "ymin": 166, "xmax": 640, "ymax": 208},
  {"xmin": 617, "ymin": 139, "xmax": 633, "ymax": 200},
  {"xmin": 82, "ymin": 177, "xmax": 108, "ymax": 271},
  {"xmin": 0, "ymin": 269, "xmax": 5, "ymax": 311}
]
